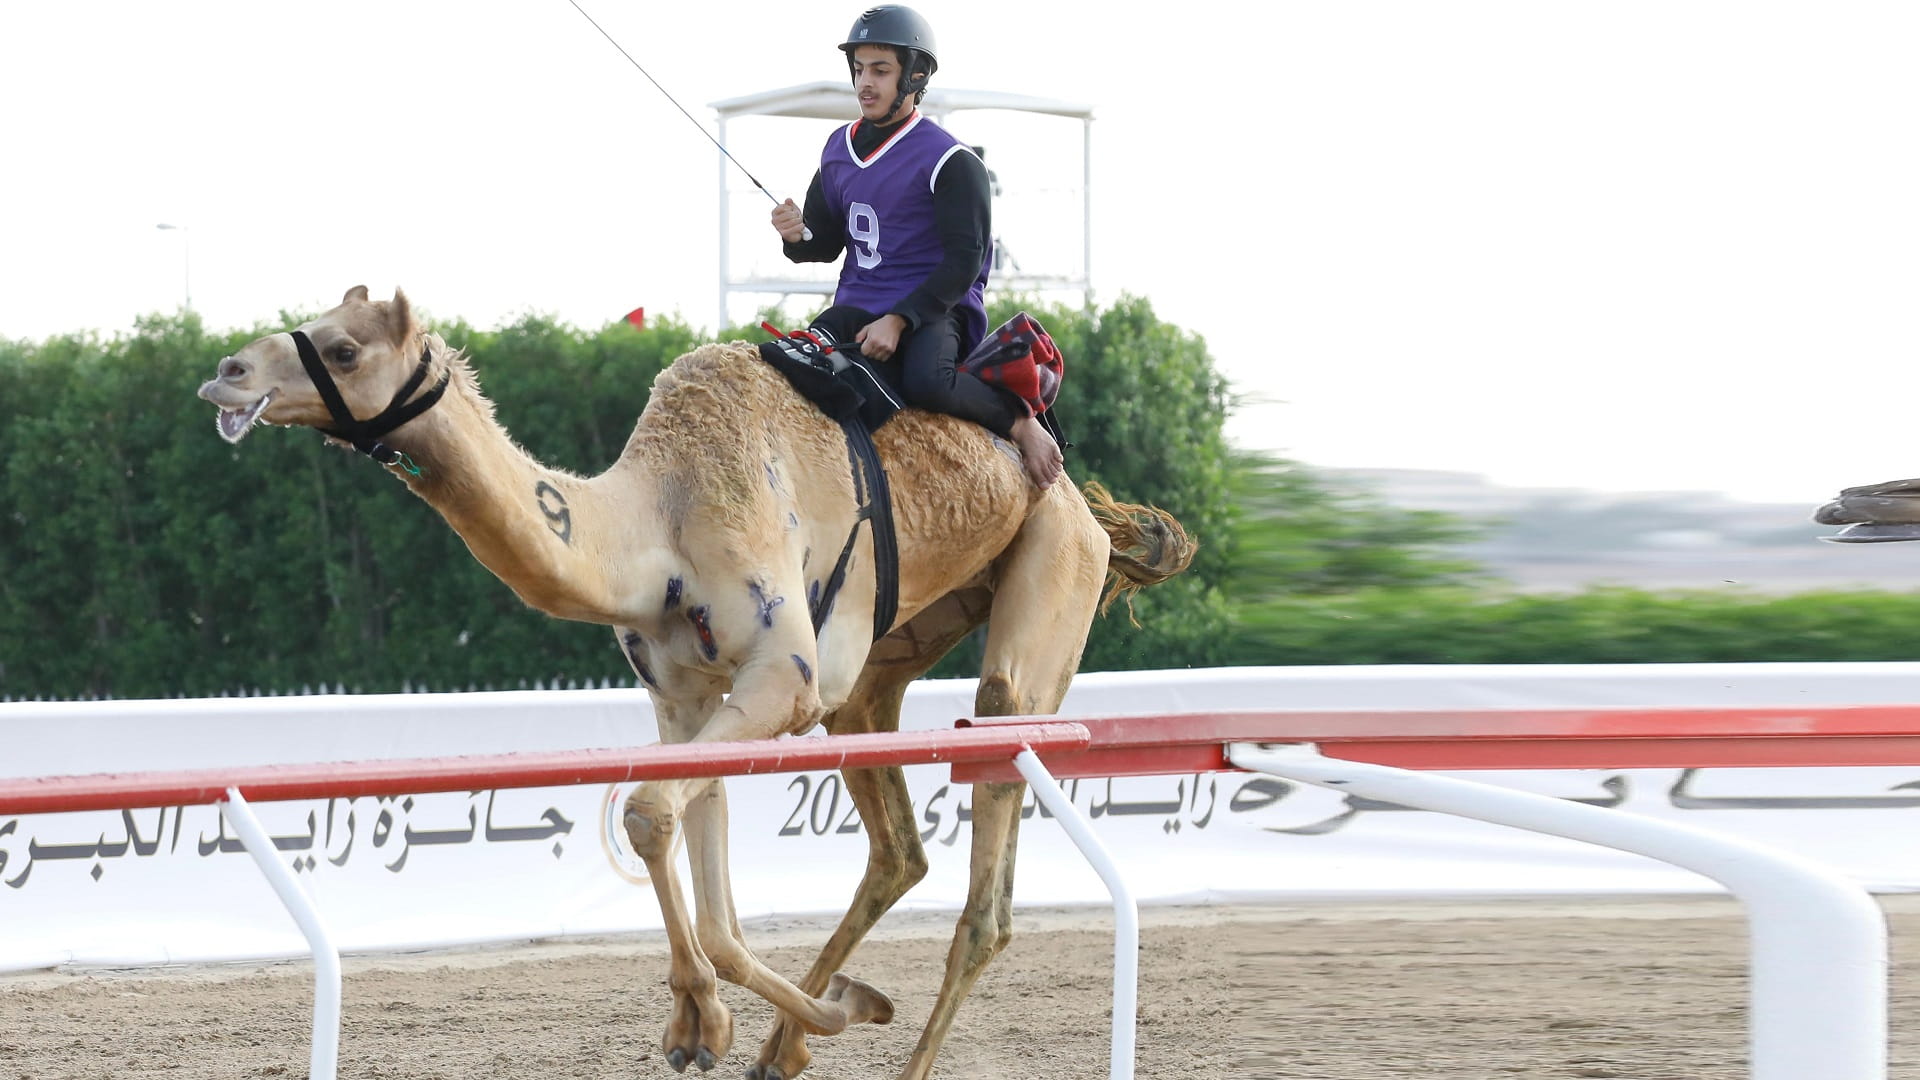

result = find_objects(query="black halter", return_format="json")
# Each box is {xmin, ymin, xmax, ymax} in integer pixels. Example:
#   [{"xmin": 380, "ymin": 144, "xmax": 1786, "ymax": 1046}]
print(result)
[{"xmin": 289, "ymin": 329, "xmax": 450, "ymax": 467}]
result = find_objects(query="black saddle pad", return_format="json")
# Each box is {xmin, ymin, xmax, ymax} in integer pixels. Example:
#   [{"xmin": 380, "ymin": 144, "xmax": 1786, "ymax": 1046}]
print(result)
[{"xmin": 756, "ymin": 305, "xmax": 903, "ymax": 432}]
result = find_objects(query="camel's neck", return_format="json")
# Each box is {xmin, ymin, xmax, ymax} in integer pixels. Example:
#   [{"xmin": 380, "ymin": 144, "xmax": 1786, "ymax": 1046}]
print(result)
[{"xmin": 380, "ymin": 374, "xmax": 659, "ymax": 625}]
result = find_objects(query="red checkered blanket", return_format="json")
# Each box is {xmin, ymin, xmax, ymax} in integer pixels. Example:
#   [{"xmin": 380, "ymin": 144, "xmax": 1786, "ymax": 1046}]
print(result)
[{"xmin": 960, "ymin": 312, "xmax": 1062, "ymax": 417}]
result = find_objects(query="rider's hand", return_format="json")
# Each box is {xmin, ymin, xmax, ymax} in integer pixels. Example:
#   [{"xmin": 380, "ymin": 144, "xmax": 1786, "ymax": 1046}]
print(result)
[
  {"xmin": 856, "ymin": 314, "xmax": 907, "ymax": 361},
  {"xmin": 772, "ymin": 199, "xmax": 806, "ymax": 244}
]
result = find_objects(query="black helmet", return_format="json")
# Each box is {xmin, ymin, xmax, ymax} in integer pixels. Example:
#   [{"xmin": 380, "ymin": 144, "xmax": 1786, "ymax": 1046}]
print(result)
[
  {"xmin": 840, "ymin": 6, "xmax": 937, "ymax": 118},
  {"xmin": 839, "ymin": 6, "xmax": 938, "ymax": 74}
]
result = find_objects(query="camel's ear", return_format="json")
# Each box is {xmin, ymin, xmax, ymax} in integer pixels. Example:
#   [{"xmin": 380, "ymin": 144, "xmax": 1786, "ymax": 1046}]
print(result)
[
  {"xmin": 342, "ymin": 285, "xmax": 370, "ymax": 305},
  {"xmin": 387, "ymin": 287, "xmax": 413, "ymax": 343}
]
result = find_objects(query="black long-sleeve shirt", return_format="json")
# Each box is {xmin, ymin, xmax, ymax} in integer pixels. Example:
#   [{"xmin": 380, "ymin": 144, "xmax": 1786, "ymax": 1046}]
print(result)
[{"xmin": 781, "ymin": 113, "xmax": 991, "ymax": 334}]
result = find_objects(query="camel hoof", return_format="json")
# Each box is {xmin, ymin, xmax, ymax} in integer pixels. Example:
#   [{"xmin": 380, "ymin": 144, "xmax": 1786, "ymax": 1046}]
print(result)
[
  {"xmin": 826, "ymin": 971, "xmax": 895, "ymax": 1026},
  {"xmin": 745, "ymin": 1052, "xmax": 800, "ymax": 1080},
  {"xmin": 667, "ymin": 1047, "xmax": 690, "ymax": 1073},
  {"xmin": 696, "ymin": 1048, "xmax": 718, "ymax": 1072}
]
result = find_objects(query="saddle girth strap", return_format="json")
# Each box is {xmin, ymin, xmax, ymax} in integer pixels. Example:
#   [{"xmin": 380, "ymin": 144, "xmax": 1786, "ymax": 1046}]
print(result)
[{"xmin": 811, "ymin": 415, "xmax": 900, "ymax": 643}]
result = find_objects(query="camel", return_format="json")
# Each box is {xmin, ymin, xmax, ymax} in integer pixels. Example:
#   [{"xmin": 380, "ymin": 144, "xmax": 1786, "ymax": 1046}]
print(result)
[
  {"xmin": 1816, "ymin": 478, "xmax": 1920, "ymax": 542},
  {"xmin": 197, "ymin": 286, "xmax": 1195, "ymax": 1079}
]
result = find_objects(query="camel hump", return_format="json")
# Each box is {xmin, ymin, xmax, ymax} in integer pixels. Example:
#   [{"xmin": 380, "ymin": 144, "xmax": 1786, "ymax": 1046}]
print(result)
[{"xmin": 1082, "ymin": 481, "xmax": 1197, "ymax": 624}]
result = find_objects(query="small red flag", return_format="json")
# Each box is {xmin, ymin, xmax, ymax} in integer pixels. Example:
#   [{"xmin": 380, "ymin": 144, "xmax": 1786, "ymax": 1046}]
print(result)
[{"xmin": 624, "ymin": 306, "xmax": 646, "ymax": 330}]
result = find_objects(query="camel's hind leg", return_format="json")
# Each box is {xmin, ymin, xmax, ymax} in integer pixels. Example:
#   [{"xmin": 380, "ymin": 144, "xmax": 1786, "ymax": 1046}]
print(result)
[
  {"xmin": 898, "ymin": 485, "xmax": 1110, "ymax": 1080},
  {"xmin": 749, "ymin": 588, "xmax": 995, "ymax": 1080}
]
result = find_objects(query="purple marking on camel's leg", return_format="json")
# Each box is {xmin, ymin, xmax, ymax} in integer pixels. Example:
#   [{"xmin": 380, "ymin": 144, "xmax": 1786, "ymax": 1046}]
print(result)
[{"xmin": 749, "ymin": 582, "xmax": 786, "ymax": 628}]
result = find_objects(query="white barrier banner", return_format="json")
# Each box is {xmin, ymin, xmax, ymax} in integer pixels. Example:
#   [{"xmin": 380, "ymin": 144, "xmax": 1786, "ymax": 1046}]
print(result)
[{"xmin": 7, "ymin": 663, "xmax": 1920, "ymax": 970}]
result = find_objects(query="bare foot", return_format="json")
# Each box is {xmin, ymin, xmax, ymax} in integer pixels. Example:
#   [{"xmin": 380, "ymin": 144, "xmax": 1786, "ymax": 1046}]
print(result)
[{"xmin": 1010, "ymin": 415, "xmax": 1063, "ymax": 490}]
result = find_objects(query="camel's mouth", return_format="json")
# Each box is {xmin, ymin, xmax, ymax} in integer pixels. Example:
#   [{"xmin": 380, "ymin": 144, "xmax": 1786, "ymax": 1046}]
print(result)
[{"xmin": 215, "ymin": 391, "xmax": 275, "ymax": 444}]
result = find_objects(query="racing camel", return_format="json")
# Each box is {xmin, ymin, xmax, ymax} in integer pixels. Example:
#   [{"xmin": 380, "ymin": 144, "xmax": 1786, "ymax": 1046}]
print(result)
[
  {"xmin": 1817, "ymin": 477, "xmax": 1920, "ymax": 543},
  {"xmin": 197, "ymin": 286, "xmax": 1195, "ymax": 1079}
]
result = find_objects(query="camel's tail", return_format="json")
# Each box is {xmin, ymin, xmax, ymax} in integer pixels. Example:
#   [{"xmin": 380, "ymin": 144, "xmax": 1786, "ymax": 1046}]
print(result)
[{"xmin": 1083, "ymin": 481, "xmax": 1198, "ymax": 626}]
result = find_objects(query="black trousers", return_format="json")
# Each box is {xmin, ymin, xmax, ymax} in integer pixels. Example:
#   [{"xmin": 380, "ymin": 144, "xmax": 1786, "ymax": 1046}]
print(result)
[{"xmin": 810, "ymin": 306, "xmax": 1021, "ymax": 440}]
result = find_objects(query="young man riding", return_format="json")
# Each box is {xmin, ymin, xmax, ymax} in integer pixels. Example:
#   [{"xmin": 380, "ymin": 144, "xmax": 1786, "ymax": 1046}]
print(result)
[{"xmin": 771, "ymin": 4, "xmax": 1064, "ymax": 490}]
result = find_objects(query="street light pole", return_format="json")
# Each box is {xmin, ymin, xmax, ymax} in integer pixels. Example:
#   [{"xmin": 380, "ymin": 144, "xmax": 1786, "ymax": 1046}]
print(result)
[{"xmin": 155, "ymin": 223, "xmax": 191, "ymax": 312}]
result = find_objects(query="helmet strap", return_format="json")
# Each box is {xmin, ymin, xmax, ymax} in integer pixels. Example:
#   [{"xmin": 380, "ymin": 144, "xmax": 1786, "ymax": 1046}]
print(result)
[{"xmin": 886, "ymin": 64, "xmax": 929, "ymax": 122}]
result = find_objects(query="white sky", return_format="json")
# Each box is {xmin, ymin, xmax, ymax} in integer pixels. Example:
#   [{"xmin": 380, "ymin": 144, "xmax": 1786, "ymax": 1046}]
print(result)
[{"xmin": 2, "ymin": 1, "xmax": 1915, "ymax": 505}]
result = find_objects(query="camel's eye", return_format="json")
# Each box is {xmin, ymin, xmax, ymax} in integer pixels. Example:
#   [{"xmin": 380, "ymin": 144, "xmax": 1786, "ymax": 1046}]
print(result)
[{"xmin": 331, "ymin": 344, "xmax": 358, "ymax": 368}]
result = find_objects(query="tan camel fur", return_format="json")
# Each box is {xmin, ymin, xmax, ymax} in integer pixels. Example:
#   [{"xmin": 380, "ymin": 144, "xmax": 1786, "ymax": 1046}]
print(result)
[{"xmin": 198, "ymin": 287, "xmax": 1196, "ymax": 1080}]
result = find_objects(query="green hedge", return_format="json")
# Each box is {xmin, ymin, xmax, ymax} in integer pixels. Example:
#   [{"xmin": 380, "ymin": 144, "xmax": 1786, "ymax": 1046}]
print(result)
[
  {"xmin": 12, "ymin": 299, "xmax": 1906, "ymax": 700},
  {"xmin": 0, "ymin": 296, "xmax": 1235, "ymax": 697},
  {"xmin": 1224, "ymin": 586, "xmax": 1920, "ymax": 666}
]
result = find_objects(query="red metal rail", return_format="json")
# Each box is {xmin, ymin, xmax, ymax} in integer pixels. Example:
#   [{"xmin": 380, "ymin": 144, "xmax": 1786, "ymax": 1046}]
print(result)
[
  {"xmin": 0, "ymin": 723, "xmax": 1090, "ymax": 816},
  {"xmin": 951, "ymin": 705, "xmax": 1920, "ymax": 782},
  {"xmin": 12, "ymin": 705, "xmax": 1920, "ymax": 816}
]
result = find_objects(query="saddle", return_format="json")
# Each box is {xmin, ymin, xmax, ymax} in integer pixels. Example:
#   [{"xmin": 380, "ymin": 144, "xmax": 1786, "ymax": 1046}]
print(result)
[{"xmin": 756, "ymin": 309, "xmax": 1074, "ymax": 639}]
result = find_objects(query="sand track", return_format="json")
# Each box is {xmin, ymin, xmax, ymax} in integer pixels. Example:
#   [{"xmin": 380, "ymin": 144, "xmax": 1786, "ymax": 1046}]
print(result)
[{"xmin": 5, "ymin": 895, "xmax": 1919, "ymax": 1079}]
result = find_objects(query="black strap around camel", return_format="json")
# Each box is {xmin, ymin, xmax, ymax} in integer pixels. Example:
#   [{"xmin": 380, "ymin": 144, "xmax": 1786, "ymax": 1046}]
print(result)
[
  {"xmin": 756, "ymin": 335, "xmax": 901, "ymax": 643},
  {"xmin": 290, "ymin": 330, "xmax": 449, "ymax": 467},
  {"xmin": 819, "ymin": 418, "xmax": 899, "ymax": 642}
]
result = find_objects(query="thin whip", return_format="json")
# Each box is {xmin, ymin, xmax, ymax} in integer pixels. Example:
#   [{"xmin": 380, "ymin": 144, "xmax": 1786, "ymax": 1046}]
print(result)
[{"xmin": 562, "ymin": 0, "xmax": 782, "ymax": 206}]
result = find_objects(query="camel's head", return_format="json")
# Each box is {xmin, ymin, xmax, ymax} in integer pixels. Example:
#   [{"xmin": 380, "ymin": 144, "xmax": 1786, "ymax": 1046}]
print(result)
[
  {"xmin": 197, "ymin": 285, "xmax": 424, "ymax": 445},
  {"xmin": 1815, "ymin": 477, "xmax": 1920, "ymax": 543}
]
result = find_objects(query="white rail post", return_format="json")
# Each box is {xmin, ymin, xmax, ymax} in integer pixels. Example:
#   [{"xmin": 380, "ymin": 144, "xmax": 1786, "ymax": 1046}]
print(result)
[
  {"xmin": 221, "ymin": 787, "xmax": 342, "ymax": 1080},
  {"xmin": 1228, "ymin": 743, "xmax": 1886, "ymax": 1080},
  {"xmin": 1012, "ymin": 749, "xmax": 1138, "ymax": 1080}
]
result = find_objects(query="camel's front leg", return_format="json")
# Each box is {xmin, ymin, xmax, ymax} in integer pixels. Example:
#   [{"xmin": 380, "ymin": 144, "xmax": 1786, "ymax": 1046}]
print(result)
[
  {"xmin": 627, "ymin": 654, "xmax": 892, "ymax": 1073},
  {"xmin": 623, "ymin": 772, "xmax": 735, "ymax": 1073},
  {"xmin": 619, "ymin": 688, "xmax": 734, "ymax": 1074}
]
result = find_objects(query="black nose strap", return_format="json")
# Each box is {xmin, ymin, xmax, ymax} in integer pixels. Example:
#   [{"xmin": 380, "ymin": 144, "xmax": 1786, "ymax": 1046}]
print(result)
[{"xmin": 289, "ymin": 330, "xmax": 449, "ymax": 466}]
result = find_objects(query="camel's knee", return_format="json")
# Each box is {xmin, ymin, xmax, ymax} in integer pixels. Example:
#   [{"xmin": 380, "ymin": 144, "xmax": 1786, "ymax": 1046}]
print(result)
[
  {"xmin": 993, "ymin": 903, "xmax": 1015, "ymax": 954},
  {"xmin": 900, "ymin": 841, "xmax": 930, "ymax": 891},
  {"xmin": 714, "ymin": 689, "xmax": 825, "ymax": 739},
  {"xmin": 976, "ymin": 671, "xmax": 1018, "ymax": 717},
  {"xmin": 951, "ymin": 905, "xmax": 1010, "ymax": 972},
  {"xmin": 790, "ymin": 692, "xmax": 827, "ymax": 735},
  {"xmin": 622, "ymin": 787, "xmax": 678, "ymax": 862},
  {"xmin": 668, "ymin": 961, "xmax": 719, "ymax": 998},
  {"xmin": 860, "ymin": 841, "xmax": 928, "ymax": 913},
  {"xmin": 862, "ymin": 781, "xmax": 929, "ymax": 894}
]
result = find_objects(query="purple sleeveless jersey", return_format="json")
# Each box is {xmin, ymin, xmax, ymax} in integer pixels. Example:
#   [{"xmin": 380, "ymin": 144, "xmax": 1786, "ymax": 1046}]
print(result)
[{"xmin": 818, "ymin": 114, "xmax": 990, "ymax": 353}]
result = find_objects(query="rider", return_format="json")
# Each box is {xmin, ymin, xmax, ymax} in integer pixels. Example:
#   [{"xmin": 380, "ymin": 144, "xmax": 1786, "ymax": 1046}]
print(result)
[{"xmin": 772, "ymin": 5, "xmax": 1064, "ymax": 490}]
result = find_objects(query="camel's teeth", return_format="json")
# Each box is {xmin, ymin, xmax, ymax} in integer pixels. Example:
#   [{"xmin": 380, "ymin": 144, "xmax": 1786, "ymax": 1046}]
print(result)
[{"xmin": 215, "ymin": 391, "xmax": 273, "ymax": 444}]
